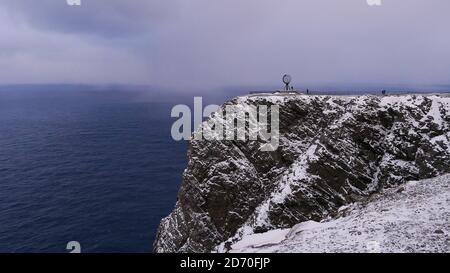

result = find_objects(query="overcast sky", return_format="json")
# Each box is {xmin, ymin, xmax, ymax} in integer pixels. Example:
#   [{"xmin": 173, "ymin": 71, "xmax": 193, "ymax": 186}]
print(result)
[{"xmin": 1, "ymin": 0, "xmax": 449, "ymax": 91}]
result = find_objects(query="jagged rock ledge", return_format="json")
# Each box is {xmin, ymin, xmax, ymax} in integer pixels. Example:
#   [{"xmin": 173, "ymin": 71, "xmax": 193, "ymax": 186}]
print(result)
[{"xmin": 154, "ymin": 93, "xmax": 450, "ymax": 253}]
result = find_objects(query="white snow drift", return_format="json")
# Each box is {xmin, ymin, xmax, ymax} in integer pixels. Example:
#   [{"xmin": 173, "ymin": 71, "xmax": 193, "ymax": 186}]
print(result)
[{"xmin": 227, "ymin": 174, "xmax": 450, "ymax": 253}]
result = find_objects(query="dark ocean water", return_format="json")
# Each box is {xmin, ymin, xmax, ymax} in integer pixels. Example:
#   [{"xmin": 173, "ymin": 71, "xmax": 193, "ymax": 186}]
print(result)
[{"xmin": 0, "ymin": 90, "xmax": 187, "ymax": 252}]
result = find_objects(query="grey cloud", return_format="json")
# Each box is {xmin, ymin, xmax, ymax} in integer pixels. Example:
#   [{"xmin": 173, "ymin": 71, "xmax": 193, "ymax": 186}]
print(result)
[
  {"xmin": 1, "ymin": 0, "xmax": 450, "ymax": 91},
  {"xmin": 2, "ymin": 0, "xmax": 178, "ymax": 38}
]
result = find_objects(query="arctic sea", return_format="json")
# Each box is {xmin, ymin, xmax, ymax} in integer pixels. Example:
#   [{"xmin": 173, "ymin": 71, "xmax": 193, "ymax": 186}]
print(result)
[{"xmin": 0, "ymin": 88, "xmax": 190, "ymax": 252}]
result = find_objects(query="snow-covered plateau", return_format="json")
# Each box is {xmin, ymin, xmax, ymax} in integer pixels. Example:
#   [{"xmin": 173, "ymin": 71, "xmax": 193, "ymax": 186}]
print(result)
[
  {"xmin": 154, "ymin": 93, "xmax": 450, "ymax": 253},
  {"xmin": 228, "ymin": 174, "xmax": 450, "ymax": 253}
]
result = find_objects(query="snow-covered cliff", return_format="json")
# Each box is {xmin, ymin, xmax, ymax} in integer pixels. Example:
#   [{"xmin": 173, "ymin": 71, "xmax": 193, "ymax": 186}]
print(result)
[
  {"xmin": 154, "ymin": 93, "xmax": 450, "ymax": 253},
  {"xmin": 228, "ymin": 174, "xmax": 450, "ymax": 253}
]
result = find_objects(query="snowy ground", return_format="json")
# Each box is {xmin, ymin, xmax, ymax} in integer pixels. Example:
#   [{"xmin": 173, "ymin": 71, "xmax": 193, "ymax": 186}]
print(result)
[{"xmin": 229, "ymin": 174, "xmax": 450, "ymax": 253}]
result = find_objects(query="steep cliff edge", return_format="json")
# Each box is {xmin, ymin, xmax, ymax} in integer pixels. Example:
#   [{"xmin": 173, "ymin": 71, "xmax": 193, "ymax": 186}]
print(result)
[{"xmin": 154, "ymin": 94, "xmax": 450, "ymax": 253}]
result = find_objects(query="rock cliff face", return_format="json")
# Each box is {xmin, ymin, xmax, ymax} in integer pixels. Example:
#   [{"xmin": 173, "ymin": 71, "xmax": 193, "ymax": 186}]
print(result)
[{"xmin": 154, "ymin": 94, "xmax": 450, "ymax": 253}]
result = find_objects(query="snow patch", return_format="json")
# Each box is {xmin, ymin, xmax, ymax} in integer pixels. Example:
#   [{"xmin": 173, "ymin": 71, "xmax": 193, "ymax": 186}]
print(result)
[{"xmin": 228, "ymin": 174, "xmax": 450, "ymax": 253}]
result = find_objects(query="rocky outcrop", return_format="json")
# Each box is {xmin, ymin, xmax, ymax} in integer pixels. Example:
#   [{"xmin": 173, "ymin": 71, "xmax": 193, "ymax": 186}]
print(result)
[{"xmin": 154, "ymin": 94, "xmax": 450, "ymax": 253}]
